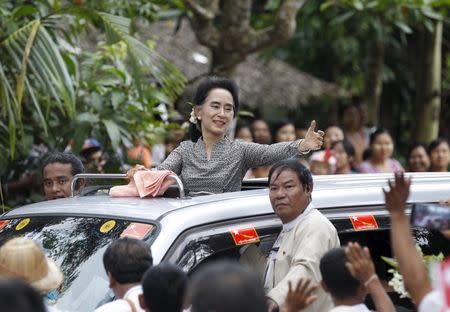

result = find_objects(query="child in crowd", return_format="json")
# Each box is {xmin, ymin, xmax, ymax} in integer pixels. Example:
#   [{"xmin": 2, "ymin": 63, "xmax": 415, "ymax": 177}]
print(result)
[
  {"xmin": 320, "ymin": 243, "xmax": 395, "ymax": 312},
  {"xmin": 139, "ymin": 264, "xmax": 187, "ymax": 312}
]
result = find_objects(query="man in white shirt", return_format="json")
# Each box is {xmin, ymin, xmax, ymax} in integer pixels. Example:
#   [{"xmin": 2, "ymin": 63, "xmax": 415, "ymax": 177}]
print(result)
[
  {"xmin": 241, "ymin": 159, "xmax": 340, "ymax": 312},
  {"xmin": 95, "ymin": 237, "xmax": 153, "ymax": 312}
]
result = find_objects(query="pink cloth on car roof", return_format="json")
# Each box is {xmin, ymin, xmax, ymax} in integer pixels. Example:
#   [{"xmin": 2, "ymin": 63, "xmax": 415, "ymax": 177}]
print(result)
[{"xmin": 109, "ymin": 170, "xmax": 176, "ymax": 198}]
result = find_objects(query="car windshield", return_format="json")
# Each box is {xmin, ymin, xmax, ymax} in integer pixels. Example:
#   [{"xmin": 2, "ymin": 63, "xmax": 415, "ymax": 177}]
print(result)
[{"xmin": 0, "ymin": 216, "xmax": 157, "ymax": 312}]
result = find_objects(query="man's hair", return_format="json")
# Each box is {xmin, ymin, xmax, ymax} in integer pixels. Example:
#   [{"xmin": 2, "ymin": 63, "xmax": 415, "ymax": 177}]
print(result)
[
  {"xmin": 41, "ymin": 152, "xmax": 84, "ymax": 177},
  {"xmin": 103, "ymin": 237, "xmax": 153, "ymax": 284},
  {"xmin": 268, "ymin": 159, "xmax": 313, "ymax": 194},
  {"xmin": 0, "ymin": 279, "xmax": 46, "ymax": 312},
  {"xmin": 141, "ymin": 263, "xmax": 187, "ymax": 312},
  {"xmin": 190, "ymin": 261, "xmax": 267, "ymax": 312},
  {"xmin": 320, "ymin": 247, "xmax": 360, "ymax": 300}
]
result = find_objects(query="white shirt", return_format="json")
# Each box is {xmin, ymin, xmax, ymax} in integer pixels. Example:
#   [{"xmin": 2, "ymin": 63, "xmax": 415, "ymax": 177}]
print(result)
[
  {"xmin": 329, "ymin": 303, "xmax": 372, "ymax": 312},
  {"xmin": 263, "ymin": 203, "xmax": 314, "ymax": 288},
  {"xmin": 46, "ymin": 305, "xmax": 60, "ymax": 312},
  {"xmin": 95, "ymin": 285, "xmax": 144, "ymax": 312},
  {"xmin": 419, "ymin": 290, "xmax": 445, "ymax": 312}
]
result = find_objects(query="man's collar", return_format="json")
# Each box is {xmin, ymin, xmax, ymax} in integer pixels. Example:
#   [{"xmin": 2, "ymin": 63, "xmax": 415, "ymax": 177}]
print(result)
[
  {"xmin": 282, "ymin": 202, "xmax": 314, "ymax": 232},
  {"xmin": 123, "ymin": 284, "xmax": 142, "ymax": 298}
]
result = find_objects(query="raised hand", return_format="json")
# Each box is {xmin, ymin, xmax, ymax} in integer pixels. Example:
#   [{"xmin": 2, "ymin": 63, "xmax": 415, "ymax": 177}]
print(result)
[
  {"xmin": 284, "ymin": 278, "xmax": 317, "ymax": 312},
  {"xmin": 299, "ymin": 120, "xmax": 324, "ymax": 152},
  {"xmin": 383, "ymin": 172, "xmax": 412, "ymax": 216},
  {"xmin": 345, "ymin": 242, "xmax": 376, "ymax": 285}
]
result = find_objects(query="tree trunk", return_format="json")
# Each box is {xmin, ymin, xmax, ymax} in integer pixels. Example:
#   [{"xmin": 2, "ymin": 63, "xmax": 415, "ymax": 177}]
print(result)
[
  {"xmin": 414, "ymin": 20, "xmax": 442, "ymax": 143},
  {"xmin": 210, "ymin": 48, "xmax": 245, "ymax": 77},
  {"xmin": 364, "ymin": 40, "xmax": 385, "ymax": 127},
  {"xmin": 184, "ymin": 0, "xmax": 306, "ymax": 78}
]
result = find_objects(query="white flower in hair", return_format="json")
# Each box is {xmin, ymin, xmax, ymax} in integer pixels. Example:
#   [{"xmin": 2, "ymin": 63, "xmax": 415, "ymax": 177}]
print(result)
[{"xmin": 189, "ymin": 108, "xmax": 198, "ymax": 124}]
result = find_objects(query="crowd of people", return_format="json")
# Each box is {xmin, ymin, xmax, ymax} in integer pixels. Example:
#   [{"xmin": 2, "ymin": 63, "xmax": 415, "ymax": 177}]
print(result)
[
  {"xmin": 0, "ymin": 76, "xmax": 449, "ymax": 311},
  {"xmin": 3, "ymin": 76, "xmax": 450, "ymax": 204},
  {"xmin": 235, "ymin": 112, "xmax": 449, "ymax": 177},
  {"xmin": 0, "ymin": 167, "xmax": 448, "ymax": 312}
]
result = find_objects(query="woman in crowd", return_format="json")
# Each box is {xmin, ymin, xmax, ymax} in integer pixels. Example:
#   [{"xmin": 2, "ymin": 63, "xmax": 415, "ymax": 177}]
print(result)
[
  {"xmin": 272, "ymin": 119, "xmax": 296, "ymax": 143},
  {"xmin": 153, "ymin": 76, "xmax": 324, "ymax": 194},
  {"xmin": 428, "ymin": 138, "xmax": 450, "ymax": 172},
  {"xmin": 0, "ymin": 237, "xmax": 64, "ymax": 312},
  {"xmin": 359, "ymin": 128, "xmax": 403, "ymax": 173},
  {"xmin": 323, "ymin": 126, "xmax": 344, "ymax": 149},
  {"xmin": 407, "ymin": 143, "xmax": 430, "ymax": 172},
  {"xmin": 332, "ymin": 139, "xmax": 356, "ymax": 174},
  {"xmin": 234, "ymin": 122, "xmax": 255, "ymax": 178},
  {"xmin": 234, "ymin": 122, "xmax": 253, "ymax": 143},
  {"xmin": 341, "ymin": 104, "xmax": 368, "ymax": 168}
]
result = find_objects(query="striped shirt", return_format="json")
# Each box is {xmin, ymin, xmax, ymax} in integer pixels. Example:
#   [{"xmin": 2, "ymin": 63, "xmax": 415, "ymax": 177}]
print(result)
[{"xmin": 158, "ymin": 136, "xmax": 304, "ymax": 194}]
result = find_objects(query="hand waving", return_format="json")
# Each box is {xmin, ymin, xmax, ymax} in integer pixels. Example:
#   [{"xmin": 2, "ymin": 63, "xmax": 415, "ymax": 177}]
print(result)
[
  {"xmin": 345, "ymin": 242, "xmax": 375, "ymax": 285},
  {"xmin": 383, "ymin": 172, "xmax": 411, "ymax": 216},
  {"xmin": 299, "ymin": 120, "xmax": 324, "ymax": 152},
  {"xmin": 284, "ymin": 278, "xmax": 317, "ymax": 312}
]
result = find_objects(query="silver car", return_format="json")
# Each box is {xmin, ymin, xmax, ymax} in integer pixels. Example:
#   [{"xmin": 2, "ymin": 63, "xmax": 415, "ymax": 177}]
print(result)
[{"xmin": 0, "ymin": 172, "xmax": 449, "ymax": 311}]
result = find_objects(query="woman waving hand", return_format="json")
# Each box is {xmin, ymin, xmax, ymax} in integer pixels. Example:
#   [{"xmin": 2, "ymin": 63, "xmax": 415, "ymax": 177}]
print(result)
[{"xmin": 157, "ymin": 76, "xmax": 324, "ymax": 194}]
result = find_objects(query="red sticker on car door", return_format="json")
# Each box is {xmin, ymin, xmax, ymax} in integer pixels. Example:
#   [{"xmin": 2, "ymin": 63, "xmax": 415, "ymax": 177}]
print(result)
[
  {"xmin": 121, "ymin": 223, "xmax": 154, "ymax": 240},
  {"xmin": 349, "ymin": 215, "xmax": 378, "ymax": 231},
  {"xmin": 0, "ymin": 220, "xmax": 9, "ymax": 231},
  {"xmin": 230, "ymin": 225, "xmax": 260, "ymax": 246}
]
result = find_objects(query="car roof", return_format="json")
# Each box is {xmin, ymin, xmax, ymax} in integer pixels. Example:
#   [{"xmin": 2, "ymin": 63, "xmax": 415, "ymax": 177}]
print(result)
[{"xmin": 3, "ymin": 172, "xmax": 450, "ymax": 224}]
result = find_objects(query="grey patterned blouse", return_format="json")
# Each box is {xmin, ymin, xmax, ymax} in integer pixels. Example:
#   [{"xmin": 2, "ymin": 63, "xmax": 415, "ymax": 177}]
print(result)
[{"xmin": 157, "ymin": 137, "xmax": 304, "ymax": 194}]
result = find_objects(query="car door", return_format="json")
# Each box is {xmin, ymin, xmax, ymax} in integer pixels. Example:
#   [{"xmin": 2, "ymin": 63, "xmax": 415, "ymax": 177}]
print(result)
[{"xmin": 163, "ymin": 215, "xmax": 282, "ymax": 274}]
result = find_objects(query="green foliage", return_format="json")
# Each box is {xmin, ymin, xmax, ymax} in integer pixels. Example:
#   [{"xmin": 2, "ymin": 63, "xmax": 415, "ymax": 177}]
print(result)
[
  {"xmin": 0, "ymin": 0, "xmax": 186, "ymax": 165},
  {"xmin": 272, "ymin": 0, "xmax": 447, "ymax": 99},
  {"xmin": 270, "ymin": 0, "xmax": 450, "ymax": 152},
  {"xmin": 65, "ymin": 40, "xmax": 178, "ymax": 155},
  {"xmin": 270, "ymin": 1, "xmax": 366, "ymax": 94}
]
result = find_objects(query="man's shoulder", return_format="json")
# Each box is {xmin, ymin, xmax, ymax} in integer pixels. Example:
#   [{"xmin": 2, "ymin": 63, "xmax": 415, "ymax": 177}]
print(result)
[
  {"xmin": 94, "ymin": 299, "xmax": 132, "ymax": 312},
  {"xmin": 293, "ymin": 208, "xmax": 338, "ymax": 238},
  {"xmin": 300, "ymin": 208, "xmax": 334, "ymax": 227}
]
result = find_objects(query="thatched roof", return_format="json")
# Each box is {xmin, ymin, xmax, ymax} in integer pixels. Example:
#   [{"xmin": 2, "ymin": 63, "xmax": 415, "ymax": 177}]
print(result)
[{"xmin": 144, "ymin": 20, "xmax": 349, "ymax": 109}]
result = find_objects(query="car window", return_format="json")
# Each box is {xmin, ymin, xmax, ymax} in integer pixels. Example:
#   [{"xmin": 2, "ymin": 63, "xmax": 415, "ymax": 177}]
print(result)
[
  {"xmin": 335, "ymin": 211, "xmax": 450, "ymax": 310},
  {"xmin": 0, "ymin": 216, "xmax": 157, "ymax": 312},
  {"xmin": 165, "ymin": 216, "xmax": 282, "ymax": 273}
]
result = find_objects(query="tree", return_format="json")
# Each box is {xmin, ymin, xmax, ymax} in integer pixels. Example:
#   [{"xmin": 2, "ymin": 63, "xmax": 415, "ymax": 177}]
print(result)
[
  {"xmin": 183, "ymin": 0, "xmax": 307, "ymax": 76},
  {"xmin": 274, "ymin": 0, "xmax": 447, "ymax": 144},
  {"xmin": 0, "ymin": 0, "xmax": 186, "ymax": 165},
  {"xmin": 323, "ymin": 0, "xmax": 445, "ymax": 140},
  {"xmin": 413, "ymin": 19, "xmax": 443, "ymax": 142}
]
